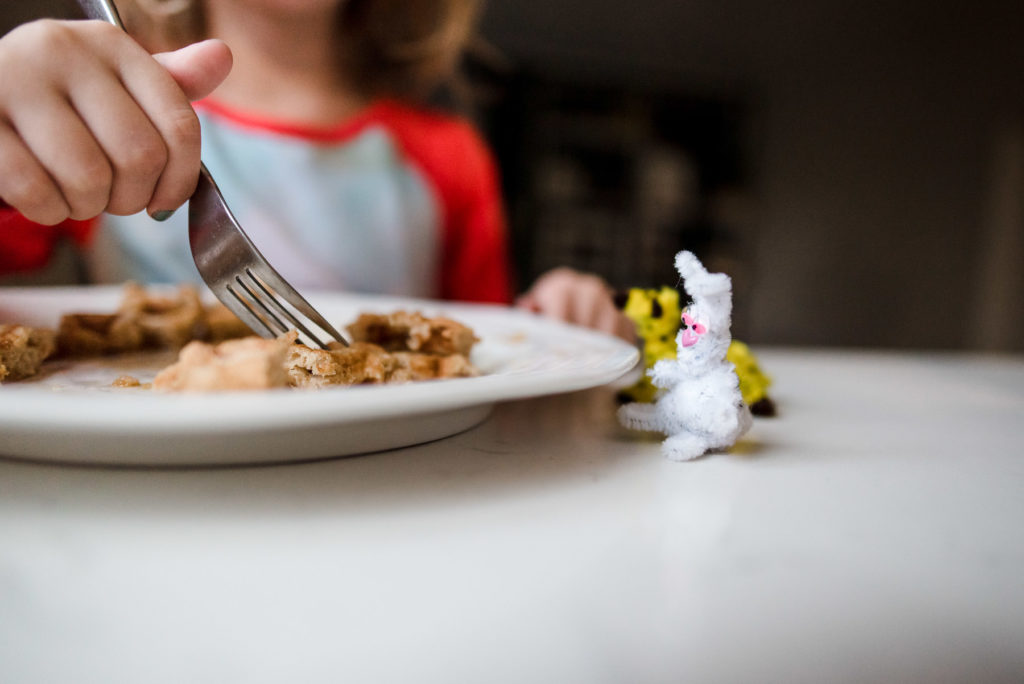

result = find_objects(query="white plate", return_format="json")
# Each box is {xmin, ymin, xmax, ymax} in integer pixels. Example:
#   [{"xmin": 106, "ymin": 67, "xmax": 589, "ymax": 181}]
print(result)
[{"xmin": 0, "ymin": 287, "xmax": 638, "ymax": 466}]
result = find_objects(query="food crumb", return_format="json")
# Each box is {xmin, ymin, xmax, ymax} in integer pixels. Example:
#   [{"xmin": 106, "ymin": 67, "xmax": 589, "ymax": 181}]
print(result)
[{"xmin": 111, "ymin": 375, "xmax": 141, "ymax": 388}]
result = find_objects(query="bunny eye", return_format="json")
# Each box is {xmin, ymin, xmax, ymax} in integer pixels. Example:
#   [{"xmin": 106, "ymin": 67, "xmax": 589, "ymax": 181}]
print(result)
[{"xmin": 681, "ymin": 311, "xmax": 707, "ymax": 335}]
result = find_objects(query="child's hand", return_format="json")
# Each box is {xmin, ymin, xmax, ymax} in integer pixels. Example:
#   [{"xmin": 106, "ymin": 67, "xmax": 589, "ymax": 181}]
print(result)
[
  {"xmin": 516, "ymin": 267, "xmax": 636, "ymax": 342},
  {"xmin": 0, "ymin": 20, "xmax": 232, "ymax": 225}
]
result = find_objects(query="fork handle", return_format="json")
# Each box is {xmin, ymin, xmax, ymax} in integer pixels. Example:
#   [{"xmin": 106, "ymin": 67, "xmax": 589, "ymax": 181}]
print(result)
[{"xmin": 77, "ymin": 0, "xmax": 126, "ymax": 30}]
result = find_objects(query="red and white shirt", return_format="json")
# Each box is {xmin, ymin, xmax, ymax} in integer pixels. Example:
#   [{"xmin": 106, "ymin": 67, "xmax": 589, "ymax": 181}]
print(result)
[{"xmin": 1, "ymin": 98, "xmax": 512, "ymax": 304}]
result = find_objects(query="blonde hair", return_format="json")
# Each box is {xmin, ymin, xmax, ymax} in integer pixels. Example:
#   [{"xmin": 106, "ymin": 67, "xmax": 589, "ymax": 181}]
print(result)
[{"xmin": 119, "ymin": 0, "xmax": 481, "ymax": 101}]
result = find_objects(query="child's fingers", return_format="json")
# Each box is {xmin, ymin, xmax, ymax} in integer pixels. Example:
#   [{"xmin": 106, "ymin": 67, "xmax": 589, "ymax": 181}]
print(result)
[
  {"xmin": 110, "ymin": 38, "xmax": 233, "ymax": 216},
  {"xmin": 9, "ymin": 91, "xmax": 112, "ymax": 221},
  {"xmin": 594, "ymin": 304, "xmax": 618, "ymax": 334},
  {"xmin": 67, "ymin": 67, "xmax": 168, "ymax": 216},
  {"xmin": 533, "ymin": 285, "xmax": 572, "ymax": 323},
  {"xmin": 566, "ymin": 286, "xmax": 592, "ymax": 326},
  {"xmin": 0, "ymin": 20, "xmax": 202, "ymax": 221},
  {"xmin": 519, "ymin": 268, "xmax": 634, "ymax": 340},
  {"xmin": 0, "ymin": 123, "xmax": 71, "ymax": 225},
  {"xmin": 600, "ymin": 306, "xmax": 637, "ymax": 343},
  {"xmin": 584, "ymin": 289, "xmax": 633, "ymax": 341},
  {"xmin": 513, "ymin": 293, "xmax": 540, "ymax": 313},
  {"xmin": 564, "ymin": 273, "xmax": 609, "ymax": 326},
  {"xmin": 104, "ymin": 31, "xmax": 204, "ymax": 217},
  {"xmin": 616, "ymin": 314, "xmax": 637, "ymax": 342}
]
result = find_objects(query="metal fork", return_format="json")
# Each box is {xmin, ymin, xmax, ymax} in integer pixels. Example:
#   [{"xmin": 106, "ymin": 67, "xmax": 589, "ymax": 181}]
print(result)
[{"xmin": 77, "ymin": 0, "xmax": 348, "ymax": 349}]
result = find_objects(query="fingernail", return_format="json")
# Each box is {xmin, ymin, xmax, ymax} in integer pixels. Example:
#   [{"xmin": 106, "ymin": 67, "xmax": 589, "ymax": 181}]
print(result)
[{"xmin": 151, "ymin": 209, "xmax": 175, "ymax": 222}]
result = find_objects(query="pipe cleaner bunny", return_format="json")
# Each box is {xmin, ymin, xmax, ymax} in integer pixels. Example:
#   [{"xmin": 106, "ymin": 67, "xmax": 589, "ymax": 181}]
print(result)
[{"xmin": 618, "ymin": 251, "xmax": 752, "ymax": 461}]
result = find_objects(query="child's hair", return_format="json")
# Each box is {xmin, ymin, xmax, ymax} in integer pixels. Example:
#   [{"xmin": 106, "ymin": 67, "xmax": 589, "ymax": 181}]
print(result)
[{"xmin": 119, "ymin": 0, "xmax": 481, "ymax": 101}]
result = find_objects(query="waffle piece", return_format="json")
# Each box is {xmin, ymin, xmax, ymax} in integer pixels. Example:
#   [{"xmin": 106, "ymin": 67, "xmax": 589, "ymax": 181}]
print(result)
[
  {"xmin": 388, "ymin": 351, "xmax": 478, "ymax": 382},
  {"xmin": 287, "ymin": 343, "xmax": 478, "ymax": 389},
  {"xmin": 346, "ymin": 311, "xmax": 477, "ymax": 356},
  {"xmin": 56, "ymin": 283, "xmax": 249, "ymax": 357},
  {"xmin": 55, "ymin": 312, "xmax": 143, "ymax": 356},
  {"xmin": 120, "ymin": 282, "xmax": 206, "ymax": 348},
  {"xmin": 153, "ymin": 333, "xmax": 293, "ymax": 392},
  {"xmin": 0, "ymin": 325, "xmax": 56, "ymax": 383},
  {"xmin": 287, "ymin": 342, "xmax": 397, "ymax": 389},
  {"xmin": 203, "ymin": 303, "xmax": 252, "ymax": 342}
]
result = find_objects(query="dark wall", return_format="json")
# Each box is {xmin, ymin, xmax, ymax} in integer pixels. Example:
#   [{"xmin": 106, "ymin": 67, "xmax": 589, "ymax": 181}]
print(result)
[{"xmin": 478, "ymin": 0, "xmax": 1024, "ymax": 350}]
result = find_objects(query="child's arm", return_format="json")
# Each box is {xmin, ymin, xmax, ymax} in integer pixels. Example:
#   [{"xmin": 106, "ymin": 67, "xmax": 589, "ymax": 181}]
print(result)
[{"xmin": 0, "ymin": 19, "xmax": 231, "ymax": 226}]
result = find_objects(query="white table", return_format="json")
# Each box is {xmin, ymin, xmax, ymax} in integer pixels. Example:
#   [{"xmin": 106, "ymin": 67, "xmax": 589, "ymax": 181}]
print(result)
[{"xmin": 1, "ymin": 350, "xmax": 1022, "ymax": 683}]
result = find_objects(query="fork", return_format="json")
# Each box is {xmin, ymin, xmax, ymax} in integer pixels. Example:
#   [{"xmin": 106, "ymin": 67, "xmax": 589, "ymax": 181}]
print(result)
[{"xmin": 77, "ymin": 0, "xmax": 348, "ymax": 349}]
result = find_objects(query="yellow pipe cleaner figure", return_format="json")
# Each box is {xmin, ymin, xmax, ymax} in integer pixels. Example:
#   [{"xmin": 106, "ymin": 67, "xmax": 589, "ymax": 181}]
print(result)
[{"xmin": 614, "ymin": 286, "xmax": 776, "ymax": 416}]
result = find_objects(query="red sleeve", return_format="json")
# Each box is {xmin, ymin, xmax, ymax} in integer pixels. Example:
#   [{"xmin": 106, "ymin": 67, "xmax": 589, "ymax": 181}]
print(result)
[
  {"xmin": 0, "ymin": 205, "xmax": 96, "ymax": 275},
  {"xmin": 374, "ymin": 102, "xmax": 513, "ymax": 304}
]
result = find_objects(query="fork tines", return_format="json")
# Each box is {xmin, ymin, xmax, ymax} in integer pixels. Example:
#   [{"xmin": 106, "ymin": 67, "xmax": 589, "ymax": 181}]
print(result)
[{"xmin": 225, "ymin": 268, "xmax": 346, "ymax": 350}]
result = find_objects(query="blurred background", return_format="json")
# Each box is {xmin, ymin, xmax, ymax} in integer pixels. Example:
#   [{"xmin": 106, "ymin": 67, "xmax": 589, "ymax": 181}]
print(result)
[
  {"xmin": 470, "ymin": 0, "xmax": 1024, "ymax": 352},
  {"xmin": 3, "ymin": 0, "xmax": 1023, "ymax": 351}
]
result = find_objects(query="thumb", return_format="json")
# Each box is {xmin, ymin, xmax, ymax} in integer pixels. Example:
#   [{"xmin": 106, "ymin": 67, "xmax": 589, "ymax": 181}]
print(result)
[{"xmin": 152, "ymin": 39, "xmax": 233, "ymax": 102}]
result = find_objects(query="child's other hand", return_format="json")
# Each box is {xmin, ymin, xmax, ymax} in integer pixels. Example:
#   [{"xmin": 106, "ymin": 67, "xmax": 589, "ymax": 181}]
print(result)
[
  {"xmin": 516, "ymin": 267, "xmax": 636, "ymax": 343},
  {"xmin": 0, "ymin": 20, "xmax": 232, "ymax": 225}
]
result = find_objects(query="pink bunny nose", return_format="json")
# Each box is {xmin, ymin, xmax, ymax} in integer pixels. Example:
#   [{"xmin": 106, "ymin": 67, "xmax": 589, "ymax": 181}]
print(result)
[{"xmin": 680, "ymin": 313, "xmax": 707, "ymax": 346}]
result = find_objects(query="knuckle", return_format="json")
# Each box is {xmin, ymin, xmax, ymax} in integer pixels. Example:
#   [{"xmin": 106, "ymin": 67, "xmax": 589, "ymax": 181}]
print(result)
[
  {"xmin": 0, "ymin": 20, "xmax": 97, "ymax": 96},
  {"xmin": 72, "ymin": 19, "xmax": 123, "ymax": 45},
  {"xmin": 160, "ymin": 108, "xmax": 201, "ymax": 149},
  {"xmin": 75, "ymin": 158, "xmax": 113, "ymax": 194},
  {"xmin": 62, "ymin": 160, "xmax": 112, "ymax": 217},
  {"xmin": 104, "ymin": 181, "xmax": 149, "ymax": 216},
  {"xmin": 67, "ymin": 199, "xmax": 107, "ymax": 221},
  {"xmin": 2, "ymin": 177, "xmax": 66, "ymax": 225},
  {"xmin": 111, "ymin": 133, "xmax": 167, "ymax": 177},
  {"xmin": 104, "ymin": 197, "xmax": 146, "ymax": 217},
  {"xmin": 26, "ymin": 203, "xmax": 69, "ymax": 226},
  {"xmin": 16, "ymin": 19, "xmax": 79, "ymax": 53},
  {"xmin": 0, "ymin": 156, "xmax": 54, "ymax": 216},
  {"xmin": 4, "ymin": 189, "xmax": 58, "ymax": 224},
  {"xmin": 0, "ymin": 159, "xmax": 42, "ymax": 204}
]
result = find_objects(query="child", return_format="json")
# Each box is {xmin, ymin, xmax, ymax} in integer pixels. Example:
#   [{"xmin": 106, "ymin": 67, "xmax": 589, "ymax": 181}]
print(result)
[{"xmin": 0, "ymin": 0, "xmax": 632, "ymax": 340}]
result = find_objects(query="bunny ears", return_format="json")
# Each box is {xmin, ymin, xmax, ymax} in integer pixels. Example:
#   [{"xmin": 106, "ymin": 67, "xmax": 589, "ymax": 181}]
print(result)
[{"xmin": 675, "ymin": 251, "xmax": 732, "ymax": 299}]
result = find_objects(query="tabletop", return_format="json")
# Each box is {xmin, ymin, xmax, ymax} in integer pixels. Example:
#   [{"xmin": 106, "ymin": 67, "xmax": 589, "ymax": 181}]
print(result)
[{"xmin": 1, "ymin": 349, "xmax": 1022, "ymax": 683}]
